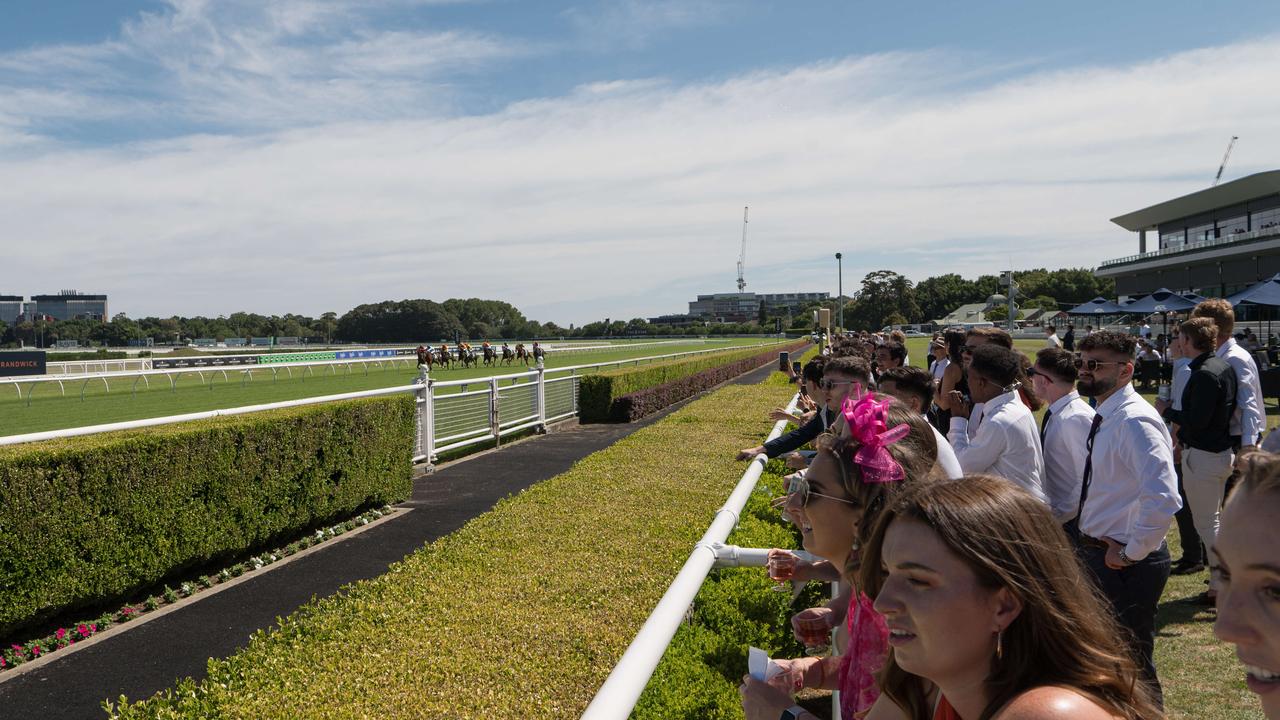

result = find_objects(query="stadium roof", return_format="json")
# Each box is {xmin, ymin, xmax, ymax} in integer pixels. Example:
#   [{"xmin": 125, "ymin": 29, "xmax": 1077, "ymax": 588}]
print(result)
[{"xmin": 1110, "ymin": 170, "xmax": 1280, "ymax": 232}]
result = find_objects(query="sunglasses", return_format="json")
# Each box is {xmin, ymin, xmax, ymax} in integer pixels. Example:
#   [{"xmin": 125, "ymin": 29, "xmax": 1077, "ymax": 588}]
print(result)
[
  {"xmin": 1073, "ymin": 357, "xmax": 1131, "ymax": 371},
  {"xmin": 789, "ymin": 475, "xmax": 858, "ymax": 508},
  {"xmin": 820, "ymin": 379, "xmax": 855, "ymax": 390}
]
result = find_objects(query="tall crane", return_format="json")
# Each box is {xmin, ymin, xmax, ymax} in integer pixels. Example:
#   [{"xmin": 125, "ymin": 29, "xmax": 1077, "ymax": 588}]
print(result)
[
  {"xmin": 736, "ymin": 206, "xmax": 748, "ymax": 292},
  {"xmin": 1213, "ymin": 135, "xmax": 1239, "ymax": 186}
]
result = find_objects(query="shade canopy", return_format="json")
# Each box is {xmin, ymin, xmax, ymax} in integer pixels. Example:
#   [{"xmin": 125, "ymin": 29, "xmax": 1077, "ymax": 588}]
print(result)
[
  {"xmin": 1227, "ymin": 274, "xmax": 1280, "ymax": 307},
  {"xmin": 1181, "ymin": 292, "xmax": 1209, "ymax": 305},
  {"xmin": 1067, "ymin": 297, "xmax": 1130, "ymax": 315},
  {"xmin": 1121, "ymin": 288, "xmax": 1199, "ymax": 314}
]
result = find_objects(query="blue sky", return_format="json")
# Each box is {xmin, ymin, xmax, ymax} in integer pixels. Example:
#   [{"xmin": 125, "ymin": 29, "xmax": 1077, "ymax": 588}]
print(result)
[{"xmin": 2, "ymin": 1, "xmax": 1279, "ymax": 324}]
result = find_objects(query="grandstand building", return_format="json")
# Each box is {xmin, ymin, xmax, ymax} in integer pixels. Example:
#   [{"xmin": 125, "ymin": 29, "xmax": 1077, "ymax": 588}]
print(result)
[
  {"xmin": 1097, "ymin": 170, "xmax": 1280, "ymax": 297},
  {"xmin": 27, "ymin": 290, "xmax": 109, "ymax": 322}
]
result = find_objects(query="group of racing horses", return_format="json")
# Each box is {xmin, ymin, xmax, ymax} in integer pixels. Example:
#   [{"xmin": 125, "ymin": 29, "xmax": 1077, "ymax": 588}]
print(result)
[{"xmin": 414, "ymin": 343, "xmax": 538, "ymax": 370}]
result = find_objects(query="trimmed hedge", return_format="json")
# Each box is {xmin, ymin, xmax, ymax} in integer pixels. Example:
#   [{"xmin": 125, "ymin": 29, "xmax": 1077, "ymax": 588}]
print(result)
[
  {"xmin": 579, "ymin": 340, "xmax": 805, "ymax": 422},
  {"xmin": 106, "ymin": 376, "xmax": 800, "ymax": 719},
  {"xmin": 0, "ymin": 396, "xmax": 414, "ymax": 637}
]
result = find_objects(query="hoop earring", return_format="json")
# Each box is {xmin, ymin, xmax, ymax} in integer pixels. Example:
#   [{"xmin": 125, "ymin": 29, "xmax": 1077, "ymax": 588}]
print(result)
[{"xmin": 995, "ymin": 630, "xmax": 1003, "ymax": 661}]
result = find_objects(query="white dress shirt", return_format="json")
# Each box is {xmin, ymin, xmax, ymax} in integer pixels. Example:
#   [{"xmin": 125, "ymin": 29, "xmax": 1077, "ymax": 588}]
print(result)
[
  {"xmin": 1040, "ymin": 391, "xmax": 1096, "ymax": 523},
  {"xmin": 948, "ymin": 390, "xmax": 1047, "ymax": 503},
  {"xmin": 1045, "ymin": 334, "xmax": 1062, "ymax": 349},
  {"xmin": 1079, "ymin": 384, "xmax": 1181, "ymax": 561},
  {"xmin": 1169, "ymin": 357, "xmax": 1192, "ymax": 411},
  {"xmin": 928, "ymin": 421, "xmax": 964, "ymax": 479},
  {"xmin": 1217, "ymin": 337, "xmax": 1265, "ymax": 446},
  {"xmin": 931, "ymin": 357, "xmax": 950, "ymax": 383}
]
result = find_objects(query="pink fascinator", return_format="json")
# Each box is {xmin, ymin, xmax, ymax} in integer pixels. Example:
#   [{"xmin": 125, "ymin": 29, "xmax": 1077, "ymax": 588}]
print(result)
[{"xmin": 840, "ymin": 392, "xmax": 910, "ymax": 484}]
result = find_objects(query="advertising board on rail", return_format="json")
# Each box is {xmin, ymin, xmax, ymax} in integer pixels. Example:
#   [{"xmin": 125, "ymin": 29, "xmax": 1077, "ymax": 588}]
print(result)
[{"xmin": 0, "ymin": 351, "xmax": 47, "ymax": 377}]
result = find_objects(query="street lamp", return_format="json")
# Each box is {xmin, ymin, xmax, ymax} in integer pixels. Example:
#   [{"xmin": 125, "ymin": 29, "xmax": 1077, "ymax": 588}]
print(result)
[{"xmin": 835, "ymin": 253, "xmax": 843, "ymax": 334}]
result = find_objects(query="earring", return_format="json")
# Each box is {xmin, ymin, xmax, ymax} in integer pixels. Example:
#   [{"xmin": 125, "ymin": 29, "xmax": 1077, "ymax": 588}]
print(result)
[{"xmin": 995, "ymin": 630, "xmax": 1003, "ymax": 661}]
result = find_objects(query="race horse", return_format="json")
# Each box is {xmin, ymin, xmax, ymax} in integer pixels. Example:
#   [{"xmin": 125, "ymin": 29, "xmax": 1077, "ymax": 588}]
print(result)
[
  {"xmin": 501, "ymin": 345, "xmax": 514, "ymax": 365},
  {"xmin": 435, "ymin": 346, "xmax": 451, "ymax": 369},
  {"xmin": 515, "ymin": 343, "xmax": 531, "ymax": 366},
  {"xmin": 482, "ymin": 345, "xmax": 497, "ymax": 367},
  {"xmin": 415, "ymin": 345, "xmax": 433, "ymax": 370},
  {"xmin": 458, "ymin": 346, "xmax": 478, "ymax": 369}
]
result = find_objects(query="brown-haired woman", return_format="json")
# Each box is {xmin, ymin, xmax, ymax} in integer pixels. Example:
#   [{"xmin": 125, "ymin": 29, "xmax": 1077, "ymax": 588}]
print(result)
[
  {"xmin": 741, "ymin": 397, "xmax": 938, "ymax": 720},
  {"xmin": 862, "ymin": 475, "xmax": 1163, "ymax": 720},
  {"xmin": 1215, "ymin": 451, "xmax": 1280, "ymax": 719}
]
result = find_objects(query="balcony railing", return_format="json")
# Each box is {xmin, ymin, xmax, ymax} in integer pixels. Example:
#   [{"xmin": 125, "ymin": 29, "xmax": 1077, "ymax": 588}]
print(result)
[{"xmin": 1098, "ymin": 224, "xmax": 1280, "ymax": 270}]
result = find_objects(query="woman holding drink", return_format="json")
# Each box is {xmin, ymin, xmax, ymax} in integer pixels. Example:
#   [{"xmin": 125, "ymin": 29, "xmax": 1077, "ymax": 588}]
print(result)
[{"xmin": 741, "ymin": 394, "xmax": 938, "ymax": 720}]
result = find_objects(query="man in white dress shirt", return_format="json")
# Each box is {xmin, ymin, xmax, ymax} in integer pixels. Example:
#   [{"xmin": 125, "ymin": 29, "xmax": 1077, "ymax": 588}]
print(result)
[
  {"xmin": 947, "ymin": 344, "xmax": 1047, "ymax": 503},
  {"xmin": 877, "ymin": 365, "xmax": 963, "ymax": 479},
  {"xmin": 1072, "ymin": 330, "xmax": 1181, "ymax": 705},
  {"xmin": 1028, "ymin": 347, "xmax": 1096, "ymax": 523},
  {"xmin": 1192, "ymin": 299, "xmax": 1265, "ymax": 464}
]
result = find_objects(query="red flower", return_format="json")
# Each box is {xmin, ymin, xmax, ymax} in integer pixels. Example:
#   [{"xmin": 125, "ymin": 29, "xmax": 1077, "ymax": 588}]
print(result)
[
  {"xmin": 89, "ymin": 624, "xmax": 97, "ymax": 633},
  {"xmin": 55, "ymin": 628, "xmax": 66, "ymax": 640},
  {"xmin": 77, "ymin": 624, "xmax": 90, "ymax": 638},
  {"xmin": 30, "ymin": 645, "xmax": 41, "ymax": 657}
]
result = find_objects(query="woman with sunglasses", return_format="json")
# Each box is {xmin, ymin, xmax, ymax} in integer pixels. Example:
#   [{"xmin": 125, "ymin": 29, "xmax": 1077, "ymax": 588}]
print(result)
[
  {"xmin": 741, "ymin": 396, "xmax": 938, "ymax": 720},
  {"xmin": 862, "ymin": 475, "xmax": 1163, "ymax": 720}
]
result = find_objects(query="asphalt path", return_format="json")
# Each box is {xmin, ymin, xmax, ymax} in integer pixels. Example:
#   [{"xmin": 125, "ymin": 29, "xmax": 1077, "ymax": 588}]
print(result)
[{"xmin": 0, "ymin": 355, "xmax": 792, "ymax": 719}]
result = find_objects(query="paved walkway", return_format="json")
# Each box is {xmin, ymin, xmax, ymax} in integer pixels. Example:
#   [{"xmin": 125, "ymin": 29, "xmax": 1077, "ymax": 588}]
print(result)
[{"xmin": 0, "ymin": 357, "xmax": 790, "ymax": 718}]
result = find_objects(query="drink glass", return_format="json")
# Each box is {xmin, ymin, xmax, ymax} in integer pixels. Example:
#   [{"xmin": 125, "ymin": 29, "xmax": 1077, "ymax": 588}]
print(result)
[
  {"xmin": 767, "ymin": 549, "xmax": 798, "ymax": 593},
  {"xmin": 1157, "ymin": 384, "xmax": 1170, "ymax": 402},
  {"xmin": 793, "ymin": 612, "xmax": 832, "ymax": 656}
]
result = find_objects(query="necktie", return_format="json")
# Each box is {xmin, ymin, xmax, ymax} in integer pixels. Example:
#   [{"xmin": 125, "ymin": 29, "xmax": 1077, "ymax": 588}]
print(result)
[
  {"xmin": 1039, "ymin": 408, "xmax": 1053, "ymax": 447},
  {"xmin": 1075, "ymin": 413, "xmax": 1105, "ymax": 521}
]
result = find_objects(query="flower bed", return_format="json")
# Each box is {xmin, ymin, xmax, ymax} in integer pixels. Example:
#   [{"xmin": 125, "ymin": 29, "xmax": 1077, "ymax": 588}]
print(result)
[
  {"xmin": 0, "ymin": 396, "xmax": 414, "ymax": 638},
  {"xmin": 578, "ymin": 340, "xmax": 804, "ymax": 422},
  {"xmin": 106, "ymin": 375, "xmax": 799, "ymax": 719}
]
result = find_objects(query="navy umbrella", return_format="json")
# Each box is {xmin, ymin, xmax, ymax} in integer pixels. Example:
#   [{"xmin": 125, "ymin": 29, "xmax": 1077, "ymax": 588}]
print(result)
[
  {"xmin": 1121, "ymin": 288, "xmax": 1198, "ymax": 314},
  {"xmin": 1066, "ymin": 297, "xmax": 1129, "ymax": 315},
  {"xmin": 1227, "ymin": 274, "xmax": 1280, "ymax": 307}
]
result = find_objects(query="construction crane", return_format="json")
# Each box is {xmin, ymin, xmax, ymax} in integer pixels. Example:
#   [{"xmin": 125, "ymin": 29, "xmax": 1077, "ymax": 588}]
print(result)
[
  {"xmin": 736, "ymin": 206, "xmax": 748, "ymax": 292},
  {"xmin": 1213, "ymin": 135, "xmax": 1239, "ymax": 186}
]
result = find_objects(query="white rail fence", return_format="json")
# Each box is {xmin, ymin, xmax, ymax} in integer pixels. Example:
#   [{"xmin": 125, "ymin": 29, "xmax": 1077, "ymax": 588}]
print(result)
[
  {"xmin": 0, "ymin": 343, "xmax": 788, "ymax": 458},
  {"xmin": 580, "ymin": 393, "xmax": 806, "ymax": 719}
]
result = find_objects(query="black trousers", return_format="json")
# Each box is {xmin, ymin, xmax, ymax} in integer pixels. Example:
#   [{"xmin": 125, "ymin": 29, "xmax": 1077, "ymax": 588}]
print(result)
[
  {"xmin": 1077, "ymin": 541, "xmax": 1171, "ymax": 707},
  {"xmin": 1173, "ymin": 461, "xmax": 1204, "ymax": 564}
]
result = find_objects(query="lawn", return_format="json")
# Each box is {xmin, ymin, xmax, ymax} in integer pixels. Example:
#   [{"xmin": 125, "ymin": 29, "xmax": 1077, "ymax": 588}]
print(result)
[{"xmin": 0, "ymin": 338, "xmax": 782, "ymax": 437}]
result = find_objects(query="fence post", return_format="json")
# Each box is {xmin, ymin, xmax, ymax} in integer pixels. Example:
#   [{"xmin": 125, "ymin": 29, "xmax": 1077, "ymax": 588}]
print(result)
[
  {"xmin": 424, "ymin": 376, "xmax": 436, "ymax": 465},
  {"xmin": 415, "ymin": 366, "xmax": 436, "ymax": 468},
  {"xmin": 490, "ymin": 376, "xmax": 501, "ymax": 447},
  {"xmin": 536, "ymin": 366, "xmax": 547, "ymax": 433}
]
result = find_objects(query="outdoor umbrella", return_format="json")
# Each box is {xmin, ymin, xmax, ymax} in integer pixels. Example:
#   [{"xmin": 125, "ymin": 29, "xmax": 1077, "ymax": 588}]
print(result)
[
  {"xmin": 1066, "ymin": 297, "xmax": 1129, "ymax": 315},
  {"xmin": 1122, "ymin": 288, "xmax": 1199, "ymax": 337},
  {"xmin": 1226, "ymin": 274, "xmax": 1280, "ymax": 342}
]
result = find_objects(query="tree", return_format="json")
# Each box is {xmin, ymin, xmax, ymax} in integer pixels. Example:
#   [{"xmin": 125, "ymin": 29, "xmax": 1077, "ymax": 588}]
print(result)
[
  {"xmin": 1022, "ymin": 295, "xmax": 1059, "ymax": 311},
  {"xmin": 986, "ymin": 305, "xmax": 1010, "ymax": 321},
  {"xmin": 884, "ymin": 311, "xmax": 909, "ymax": 327},
  {"xmin": 915, "ymin": 273, "xmax": 977, "ymax": 323},
  {"xmin": 845, "ymin": 270, "xmax": 920, "ymax": 332}
]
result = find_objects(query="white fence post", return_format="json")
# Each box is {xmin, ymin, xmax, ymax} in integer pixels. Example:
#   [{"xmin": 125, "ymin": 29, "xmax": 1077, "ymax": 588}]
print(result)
[
  {"xmin": 536, "ymin": 365, "xmax": 547, "ymax": 433},
  {"xmin": 414, "ymin": 366, "xmax": 429, "ymax": 462},
  {"xmin": 489, "ymin": 376, "xmax": 501, "ymax": 447},
  {"xmin": 424, "ymin": 375, "xmax": 436, "ymax": 465}
]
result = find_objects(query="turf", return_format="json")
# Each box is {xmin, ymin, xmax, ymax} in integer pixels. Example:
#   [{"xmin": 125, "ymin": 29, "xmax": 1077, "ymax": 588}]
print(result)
[{"xmin": 0, "ymin": 339, "xmax": 781, "ymax": 437}]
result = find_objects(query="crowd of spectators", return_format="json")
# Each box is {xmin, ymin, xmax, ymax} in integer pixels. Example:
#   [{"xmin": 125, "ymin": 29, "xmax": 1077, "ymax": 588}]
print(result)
[{"xmin": 733, "ymin": 301, "xmax": 1279, "ymax": 720}]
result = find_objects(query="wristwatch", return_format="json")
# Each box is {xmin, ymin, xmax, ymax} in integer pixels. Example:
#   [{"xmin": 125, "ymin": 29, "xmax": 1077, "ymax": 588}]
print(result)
[
  {"xmin": 780, "ymin": 706, "xmax": 807, "ymax": 720},
  {"xmin": 1118, "ymin": 546, "xmax": 1134, "ymax": 565}
]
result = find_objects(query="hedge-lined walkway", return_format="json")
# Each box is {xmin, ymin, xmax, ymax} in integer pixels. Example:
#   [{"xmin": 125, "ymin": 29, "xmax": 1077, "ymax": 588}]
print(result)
[{"xmin": 0, "ymin": 353, "xmax": 793, "ymax": 719}]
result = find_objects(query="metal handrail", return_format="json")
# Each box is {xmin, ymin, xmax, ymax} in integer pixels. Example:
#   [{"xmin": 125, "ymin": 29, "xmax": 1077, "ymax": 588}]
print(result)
[
  {"xmin": 579, "ymin": 392, "xmax": 801, "ymax": 720},
  {"xmin": 1099, "ymin": 224, "xmax": 1280, "ymax": 268}
]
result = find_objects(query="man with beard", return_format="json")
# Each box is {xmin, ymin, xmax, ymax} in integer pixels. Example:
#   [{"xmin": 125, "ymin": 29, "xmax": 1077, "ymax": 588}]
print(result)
[{"xmin": 1071, "ymin": 330, "xmax": 1181, "ymax": 705}]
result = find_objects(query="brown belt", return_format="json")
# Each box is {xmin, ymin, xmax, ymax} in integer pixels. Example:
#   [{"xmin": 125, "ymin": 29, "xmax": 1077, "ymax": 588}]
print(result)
[{"xmin": 1078, "ymin": 534, "xmax": 1109, "ymax": 549}]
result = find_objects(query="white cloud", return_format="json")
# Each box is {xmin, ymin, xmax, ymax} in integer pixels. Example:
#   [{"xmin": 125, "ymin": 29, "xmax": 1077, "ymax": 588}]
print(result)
[
  {"xmin": 2, "ymin": 34, "xmax": 1279, "ymax": 325},
  {"xmin": 564, "ymin": 0, "xmax": 730, "ymax": 50}
]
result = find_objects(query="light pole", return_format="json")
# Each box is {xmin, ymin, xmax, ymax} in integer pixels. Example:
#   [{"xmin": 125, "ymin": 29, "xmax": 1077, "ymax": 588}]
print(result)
[{"xmin": 835, "ymin": 253, "xmax": 843, "ymax": 334}]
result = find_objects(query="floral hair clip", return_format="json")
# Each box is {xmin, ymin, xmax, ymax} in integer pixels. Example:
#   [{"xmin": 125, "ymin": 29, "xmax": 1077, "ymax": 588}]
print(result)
[{"xmin": 840, "ymin": 392, "xmax": 910, "ymax": 484}]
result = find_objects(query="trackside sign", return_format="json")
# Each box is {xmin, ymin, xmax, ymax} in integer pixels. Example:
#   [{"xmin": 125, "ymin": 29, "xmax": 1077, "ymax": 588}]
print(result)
[{"xmin": 0, "ymin": 351, "xmax": 47, "ymax": 377}]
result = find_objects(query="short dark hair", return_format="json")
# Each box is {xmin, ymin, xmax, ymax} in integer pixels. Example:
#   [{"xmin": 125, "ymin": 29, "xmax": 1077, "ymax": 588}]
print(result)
[
  {"xmin": 967, "ymin": 326, "xmax": 1013, "ymax": 349},
  {"xmin": 968, "ymin": 344, "xmax": 1022, "ymax": 387},
  {"xmin": 1078, "ymin": 330, "xmax": 1135, "ymax": 357},
  {"xmin": 824, "ymin": 355, "xmax": 872, "ymax": 384},
  {"xmin": 1034, "ymin": 347, "xmax": 1078, "ymax": 383},
  {"xmin": 878, "ymin": 340, "xmax": 906, "ymax": 364},
  {"xmin": 877, "ymin": 366, "xmax": 933, "ymax": 411},
  {"xmin": 802, "ymin": 356, "xmax": 826, "ymax": 383}
]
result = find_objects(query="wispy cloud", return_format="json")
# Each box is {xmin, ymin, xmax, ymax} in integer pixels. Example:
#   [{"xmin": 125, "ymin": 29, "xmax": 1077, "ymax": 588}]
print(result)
[
  {"xmin": 564, "ymin": 0, "xmax": 730, "ymax": 50},
  {"xmin": 2, "ymin": 25, "xmax": 1279, "ymax": 324}
]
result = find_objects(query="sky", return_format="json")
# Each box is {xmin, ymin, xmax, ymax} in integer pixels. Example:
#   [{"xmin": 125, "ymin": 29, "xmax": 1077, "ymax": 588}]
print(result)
[{"xmin": 2, "ymin": 1, "xmax": 1279, "ymax": 326}]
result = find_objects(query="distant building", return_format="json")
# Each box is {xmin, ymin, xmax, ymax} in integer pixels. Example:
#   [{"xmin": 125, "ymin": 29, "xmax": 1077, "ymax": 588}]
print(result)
[
  {"xmin": 27, "ymin": 290, "xmax": 109, "ymax": 322},
  {"xmin": 687, "ymin": 291, "xmax": 829, "ymax": 323},
  {"xmin": 1097, "ymin": 170, "xmax": 1280, "ymax": 297},
  {"xmin": 0, "ymin": 295, "xmax": 22, "ymax": 325},
  {"xmin": 647, "ymin": 313, "xmax": 702, "ymax": 327}
]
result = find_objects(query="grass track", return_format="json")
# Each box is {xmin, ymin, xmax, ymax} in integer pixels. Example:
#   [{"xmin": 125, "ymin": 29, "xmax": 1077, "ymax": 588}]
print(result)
[{"xmin": 0, "ymin": 339, "xmax": 780, "ymax": 437}]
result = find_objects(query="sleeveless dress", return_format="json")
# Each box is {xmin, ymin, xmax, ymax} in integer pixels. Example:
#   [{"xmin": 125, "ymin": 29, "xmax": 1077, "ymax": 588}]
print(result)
[{"xmin": 836, "ymin": 591, "xmax": 889, "ymax": 719}]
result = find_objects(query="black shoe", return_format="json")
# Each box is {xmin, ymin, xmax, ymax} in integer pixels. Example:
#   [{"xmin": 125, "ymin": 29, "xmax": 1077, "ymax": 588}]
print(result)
[
  {"xmin": 1171, "ymin": 561, "xmax": 1206, "ymax": 575},
  {"xmin": 1193, "ymin": 591, "xmax": 1217, "ymax": 607}
]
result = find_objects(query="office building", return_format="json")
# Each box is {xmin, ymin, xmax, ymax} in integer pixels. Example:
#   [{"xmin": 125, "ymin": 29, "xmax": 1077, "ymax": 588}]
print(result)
[{"xmin": 27, "ymin": 290, "xmax": 109, "ymax": 322}]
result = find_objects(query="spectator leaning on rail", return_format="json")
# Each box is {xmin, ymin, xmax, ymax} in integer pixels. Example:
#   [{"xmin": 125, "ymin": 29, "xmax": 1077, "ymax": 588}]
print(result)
[
  {"xmin": 738, "ymin": 356, "xmax": 872, "ymax": 462},
  {"xmin": 945, "ymin": 344, "xmax": 1048, "ymax": 504},
  {"xmin": 1192, "ymin": 298, "xmax": 1266, "ymax": 472},
  {"xmin": 1214, "ymin": 452, "xmax": 1280, "ymax": 720},
  {"xmin": 741, "ymin": 396, "xmax": 939, "ymax": 720},
  {"xmin": 1027, "ymin": 347, "xmax": 1096, "ymax": 524},
  {"xmin": 1070, "ymin": 330, "xmax": 1180, "ymax": 705},
  {"xmin": 876, "ymin": 365, "xmax": 963, "ymax": 480},
  {"xmin": 1155, "ymin": 317, "xmax": 1237, "ymax": 606},
  {"xmin": 855, "ymin": 475, "xmax": 1164, "ymax": 720}
]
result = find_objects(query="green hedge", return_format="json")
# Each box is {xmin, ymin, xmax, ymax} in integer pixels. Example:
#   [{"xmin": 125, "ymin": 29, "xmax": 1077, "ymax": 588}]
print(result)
[
  {"xmin": 0, "ymin": 396, "xmax": 415, "ymax": 637},
  {"xmin": 578, "ymin": 341, "xmax": 803, "ymax": 422},
  {"xmin": 106, "ymin": 378, "xmax": 800, "ymax": 719}
]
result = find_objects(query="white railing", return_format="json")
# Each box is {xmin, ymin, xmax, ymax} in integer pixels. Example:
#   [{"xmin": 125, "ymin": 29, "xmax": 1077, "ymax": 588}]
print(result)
[
  {"xmin": 0, "ymin": 342, "xmax": 790, "ymax": 453},
  {"xmin": 579, "ymin": 392, "xmax": 801, "ymax": 720}
]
